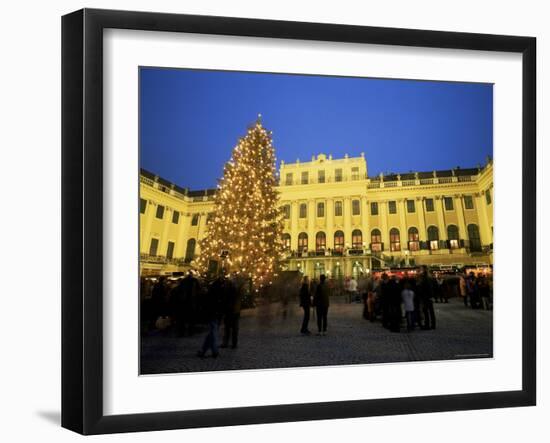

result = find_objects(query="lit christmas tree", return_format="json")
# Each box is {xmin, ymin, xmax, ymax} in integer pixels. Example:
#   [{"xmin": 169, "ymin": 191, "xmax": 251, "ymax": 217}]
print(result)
[{"xmin": 197, "ymin": 115, "xmax": 284, "ymax": 290}]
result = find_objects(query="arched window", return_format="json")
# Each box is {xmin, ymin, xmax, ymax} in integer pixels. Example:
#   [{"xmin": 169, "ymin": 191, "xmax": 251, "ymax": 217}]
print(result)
[
  {"xmin": 184, "ymin": 238, "xmax": 196, "ymax": 263},
  {"xmin": 315, "ymin": 232, "xmax": 326, "ymax": 253},
  {"xmin": 447, "ymin": 225, "xmax": 459, "ymax": 249},
  {"xmin": 298, "ymin": 232, "xmax": 308, "ymax": 252},
  {"xmin": 282, "ymin": 233, "xmax": 291, "ymax": 250},
  {"xmin": 371, "ymin": 228, "xmax": 382, "ymax": 252},
  {"xmin": 390, "ymin": 228, "xmax": 401, "ymax": 252},
  {"xmin": 282, "ymin": 204, "xmax": 291, "ymax": 219},
  {"xmin": 468, "ymin": 224, "xmax": 481, "ymax": 252},
  {"xmin": 334, "ymin": 230, "xmax": 345, "ymax": 253},
  {"xmin": 427, "ymin": 226, "xmax": 439, "ymax": 250},
  {"xmin": 317, "ymin": 202, "xmax": 325, "ymax": 217},
  {"xmin": 408, "ymin": 227, "xmax": 419, "ymax": 251},
  {"xmin": 352, "ymin": 229, "xmax": 362, "ymax": 249}
]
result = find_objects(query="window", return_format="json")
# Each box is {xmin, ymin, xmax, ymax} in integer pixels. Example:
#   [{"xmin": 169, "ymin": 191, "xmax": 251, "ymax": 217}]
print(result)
[
  {"xmin": 315, "ymin": 232, "xmax": 326, "ymax": 253},
  {"xmin": 318, "ymin": 170, "xmax": 325, "ymax": 183},
  {"xmin": 184, "ymin": 238, "xmax": 196, "ymax": 262},
  {"xmin": 166, "ymin": 241, "xmax": 175, "ymax": 259},
  {"xmin": 282, "ymin": 233, "xmax": 291, "ymax": 250},
  {"xmin": 468, "ymin": 224, "xmax": 482, "ymax": 252},
  {"xmin": 334, "ymin": 231, "xmax": 345, "ymax": 252},
  {"xmin": 370, "ymin": 229, "xmax": 382, "ymax": 252},
  {"xmin": 425, "ymin": 198, "xmax": 434, "ymax": 212},
  {"xmin": 298, "ymin": 232, "xmax": 308, "ymax": 252},
  {"xmin": 407, "ymin": 199, "xmax": 415, "ymax": 213},
  {"xmin": 283, "ymin": 204, "xmax": 291, "ymax": 219},
  {"xmin": 172, "ymin": 211, "xmax": 179, "ymax": 224},
  {"xmin": 335, "ymin": 168, "xmax": 343, "ymax": 182},
  {"xmin": 301, "ymin": 171, "xmax": 309, "ymax": 185},
  {"xmin": 285, "ymin": 173, "xmax": 293, "ymax": 185},
  {"xmin": 155, "ymin": 204, "xmax": 165, "ymax": 219},
  {"xmin": 464, "ymin": 195, "xmax": 474, "ymax": 210},
  {"xmin": 408, "ymin": 227, "xmax": 419, "ymax": 251},
  {"xmin": 444, "ymin": 196, "xmax": 454, "ymax": 211},
  {"xmin": 390, "ymin": 228, "xmax": 401, "ymax": 252},
  {"xmin": 485, "ymin": 189, "xmax": 492, "ymax": 205},
  {"xmin": 447, "ymin": 225, "xmax": 459, "ymax": 249},
  {"xmin": 191, "ymin": 213, "xmax": 199, "ymax": 226},
  {"xmin": 317, "ymin": 202, "xmax": 325, "ymax": 217},
  {"xmin": 299, "ymin": 203, "xmax": 307, "ymax": 218},
  {"xmin": 334, "ymin": 201, "xmax": 343, "ymax": 216},
  {"xmin": 352, "ymin": 199, "xmax": 360, "ymax": 215},
  {"xmin": 140, "ymin": 198, "xmax": 147, "ymax": 214},
  {"xmin": 352, "ymin": 229, "xmax": 362, "ymax": 249},
  {"xmin": 206, "ymin": 213, "xmax": 214, "ymax": 224},
  {"xmin": 149, "ymin": 238, "xmax": 159, "ymax": 256},
  {"xmin": 427, "ymin": 226, "xmax": 439, "ymax": 250},
  {"xmin": 388, "ymin": 201, "xmax": 397, "ymax": 214},
  {"xmin": 370, "ymin": 202, "xmax": 379, "ymax": 215},
  {"xmin": 351, "ymin": 166, "xmax": 359, "ymax": 180}
]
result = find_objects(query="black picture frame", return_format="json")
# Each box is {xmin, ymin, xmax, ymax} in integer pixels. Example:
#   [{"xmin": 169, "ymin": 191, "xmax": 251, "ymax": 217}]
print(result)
[{"xmin": 62, "ymin": 8, "xmax": 536, "ymax": 435}]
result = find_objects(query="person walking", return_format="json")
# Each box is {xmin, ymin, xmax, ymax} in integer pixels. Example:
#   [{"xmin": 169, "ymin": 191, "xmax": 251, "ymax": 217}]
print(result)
[
  {"xmin": 401, "ymin": 281, "xmax": 415, "ymax": 332},
  {"xmin": 313, "ymin": 274, "xmax": 330, "ymax": 335},
  {"xmin": 197, "ymin": 275, "xmax": 225, "ymax": 358},
  {"xmin": 299, "ymin": 276, "xmax": 312, "ymax": 335}
]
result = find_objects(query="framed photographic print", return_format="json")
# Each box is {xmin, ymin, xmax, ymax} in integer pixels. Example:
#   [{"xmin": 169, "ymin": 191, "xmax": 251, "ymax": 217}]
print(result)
[{"xmin": 62, "ymin": 8, "xmax": 536, "ymax": 435}]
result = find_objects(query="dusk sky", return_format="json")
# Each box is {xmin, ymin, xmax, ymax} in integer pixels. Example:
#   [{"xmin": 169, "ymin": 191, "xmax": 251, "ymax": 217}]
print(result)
[{"xmin": 140, "ymin": 67, "xmax": 493, "ymax": 190}]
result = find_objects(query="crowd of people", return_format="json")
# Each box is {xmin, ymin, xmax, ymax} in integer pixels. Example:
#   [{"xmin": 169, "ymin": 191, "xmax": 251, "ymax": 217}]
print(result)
[
  {"xmin": 141, "ymin": 266, "xmax": 493, "ymax": 357},
  {"xmin": 141, "ymin": 272, "xmax": 245, "ymax": 358},
  {"xmin": 297, "ymin": 266, "xmax": 493, "ymax": 335}
]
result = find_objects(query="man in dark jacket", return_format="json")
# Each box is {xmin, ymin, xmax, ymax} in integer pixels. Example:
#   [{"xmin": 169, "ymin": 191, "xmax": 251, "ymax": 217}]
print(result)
[
  {"xmin": 418, "ymin": 266, "xmax": 436, "ymax": 329},
  {"xmin": 313, "ymin": 274, "xmax": 330, "ymax": 335},
  {"xmin": 221, "ymin": 277, "xmax": 241, "ymax": 349},
  {"xmin": 299, "ymin": 276, "xmax": 312, "ymax": 335},
  {"xmin": 387, "ymin": 275, "xmax": 402, "ymax": 333}
]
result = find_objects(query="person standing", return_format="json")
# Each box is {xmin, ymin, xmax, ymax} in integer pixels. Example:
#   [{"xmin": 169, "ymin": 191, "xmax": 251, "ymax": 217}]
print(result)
[
  {"xmin": 401, "ymin": 281, "xmax": 415, "ymax": 331},
  {"xmin": 466, "ymin": 272, "xmax": 479, "ymax": 309},
  {"xmin": 299, "ymin": 276, "xmax": 312, "ymax": 335},
  {"xmin": 348, "ymin": 276, "xmax": 358, "ymax": 303},
  {"xmin": 387, "ymin": 275, "xmax": 402, "ymax": 333},
  {"xmin": 379, "ymin": 273, "xmax": 391, "ymax": 329},
  {"xmin": 459, "ymin": 273, "xmax": 468, "ymax": 306},
  {"xmin": 313, "ymin": 274, "xmax": 330, "ymax": 335},
  {"xmin": 197, "ymin": 275, "xmax": 225, "ymax": 358},
  {"xmin": 221, "ymin": 276, "xmax": 241, "ymax": 349},
  {"xmin": 418, "ymin": 266, "xmax": 436, "ymax": 329}
]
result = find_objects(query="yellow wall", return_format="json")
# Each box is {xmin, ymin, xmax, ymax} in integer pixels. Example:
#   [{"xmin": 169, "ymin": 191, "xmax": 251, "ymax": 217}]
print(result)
[{"xmin": 140, "ymin": 154, "xmax": 494, "ymax": 276}]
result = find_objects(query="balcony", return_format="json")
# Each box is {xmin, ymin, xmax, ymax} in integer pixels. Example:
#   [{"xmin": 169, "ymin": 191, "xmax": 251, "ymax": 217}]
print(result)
[{"xmin": 140, "ymin": 253, "xmax": 187, "ymax": 266}]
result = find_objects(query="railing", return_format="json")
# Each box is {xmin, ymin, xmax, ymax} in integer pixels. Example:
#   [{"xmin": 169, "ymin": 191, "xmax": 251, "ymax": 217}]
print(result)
[{"xmin": 140, "ymin": 253, "xmax": 187, "ymax": 266}]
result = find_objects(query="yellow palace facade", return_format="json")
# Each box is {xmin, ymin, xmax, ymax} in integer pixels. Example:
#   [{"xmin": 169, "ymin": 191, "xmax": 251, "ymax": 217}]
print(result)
[{"xmin": 140, "ymin": 153, "xmax": 493, "ymax": 278}]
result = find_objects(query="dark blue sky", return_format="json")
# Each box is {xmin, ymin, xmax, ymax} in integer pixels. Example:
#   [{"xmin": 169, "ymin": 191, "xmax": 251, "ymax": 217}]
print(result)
[{"xmin": 140, "ymin": 67, "xmax": 492, "ymax": 190}]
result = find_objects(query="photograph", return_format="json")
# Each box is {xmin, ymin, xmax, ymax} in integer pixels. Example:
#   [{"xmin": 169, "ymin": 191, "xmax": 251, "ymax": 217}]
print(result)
[{"xmin": 138, "ymin": 67, "xmax": 494, "ymax": 375}]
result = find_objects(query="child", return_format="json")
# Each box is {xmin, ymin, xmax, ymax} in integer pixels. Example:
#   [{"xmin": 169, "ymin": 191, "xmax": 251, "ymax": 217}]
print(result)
[{"xmin": 401, "ymin": 281, "xmax": 415, "ymax": 332}]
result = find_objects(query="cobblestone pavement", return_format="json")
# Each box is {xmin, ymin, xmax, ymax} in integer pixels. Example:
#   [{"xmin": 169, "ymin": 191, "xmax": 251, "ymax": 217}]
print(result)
[{"xmin": 140, "ymin": 296, "xmax": 493, "ymax": 375}]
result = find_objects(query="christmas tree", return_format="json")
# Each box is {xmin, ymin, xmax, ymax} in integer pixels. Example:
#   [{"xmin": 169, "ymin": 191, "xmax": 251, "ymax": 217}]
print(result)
[{"xmin": 197, "ymin": 115, "xmax": 284, "ymax": 290}]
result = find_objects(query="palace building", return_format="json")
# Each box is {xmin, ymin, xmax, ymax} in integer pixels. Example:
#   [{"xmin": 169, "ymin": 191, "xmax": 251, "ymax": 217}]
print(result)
[{"xmin": 140, "ymin": 153, "xmax": 493, "ymax": 278}]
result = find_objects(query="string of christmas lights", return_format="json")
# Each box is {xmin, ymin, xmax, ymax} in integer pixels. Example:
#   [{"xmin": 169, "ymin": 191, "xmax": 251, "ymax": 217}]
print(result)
[{"xmin": 197, "ymin": 115, "xmax": 285, "ymax": 290}]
